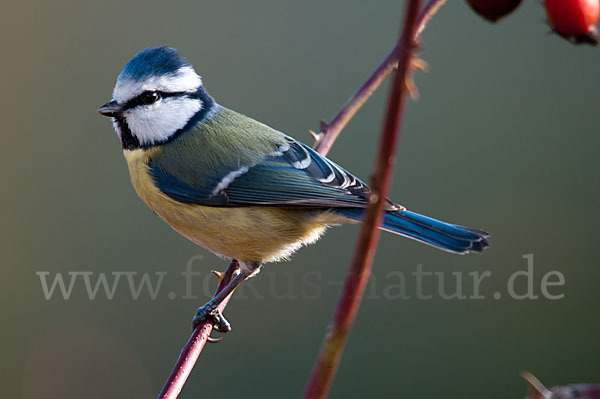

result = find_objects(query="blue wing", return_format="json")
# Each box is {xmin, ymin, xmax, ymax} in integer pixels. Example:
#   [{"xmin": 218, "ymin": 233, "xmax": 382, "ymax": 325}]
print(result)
[{"xmin": 149, "ymin": 135, "xmax": 399, "ymax": 210}]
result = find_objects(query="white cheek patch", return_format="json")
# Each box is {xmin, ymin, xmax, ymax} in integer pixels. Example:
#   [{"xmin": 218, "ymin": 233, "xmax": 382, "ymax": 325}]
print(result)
[
  {"xmin": 113, "ymin": 66, "xmax": 202, "ymax": 104},
  {"xmin": 126, "ymin": 97, "xmax": 202, "ymax": 146}
]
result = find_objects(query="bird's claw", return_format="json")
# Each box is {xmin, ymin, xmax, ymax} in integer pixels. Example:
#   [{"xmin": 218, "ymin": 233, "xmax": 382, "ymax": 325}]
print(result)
[
  {"xmin": 207, "ymin": 335, "xmax": 223, "ymax": 344},
  {"xmin": 192, "ymin": 306, "xmax": 232, "ymax": 334}
]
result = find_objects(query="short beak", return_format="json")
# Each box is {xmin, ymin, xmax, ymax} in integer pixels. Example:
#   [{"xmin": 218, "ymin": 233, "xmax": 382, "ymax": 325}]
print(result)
[{"xmin": 97, "ymin": 100, "xmax": 122, "ymax": 117}]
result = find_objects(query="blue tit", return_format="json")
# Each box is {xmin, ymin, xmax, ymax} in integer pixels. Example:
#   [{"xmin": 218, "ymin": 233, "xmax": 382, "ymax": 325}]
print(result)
[{"xmin": 98, "ymin": 47, "xmax": 489, "ymax": 330}]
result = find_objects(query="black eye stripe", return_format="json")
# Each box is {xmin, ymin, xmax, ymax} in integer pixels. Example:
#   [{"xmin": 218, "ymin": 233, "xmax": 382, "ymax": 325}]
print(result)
[{"xmin": 122, "ymin": 90, "xmax": 196, "ymax": 110}]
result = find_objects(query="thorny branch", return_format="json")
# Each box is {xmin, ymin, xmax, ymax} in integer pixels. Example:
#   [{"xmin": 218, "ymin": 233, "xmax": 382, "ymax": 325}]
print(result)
[
  {"xmin": 305, "ymin": 1, "xmax": 424, "ymax": 397},
  {"xmin": 157, "ymin": 1, "xmax": 447, "ymax": 398}
]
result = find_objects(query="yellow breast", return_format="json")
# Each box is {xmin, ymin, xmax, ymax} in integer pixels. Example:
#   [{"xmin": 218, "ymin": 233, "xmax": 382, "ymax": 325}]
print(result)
[{"xmin": 123, "ymin": 149, "xmax": 345, "ymax": 262}]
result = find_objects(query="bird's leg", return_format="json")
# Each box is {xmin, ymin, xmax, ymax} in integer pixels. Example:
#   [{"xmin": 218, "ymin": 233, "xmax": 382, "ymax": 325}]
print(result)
[{"xmin": 191, "ymin": 261, "xmax": 261, "ymax": 333}]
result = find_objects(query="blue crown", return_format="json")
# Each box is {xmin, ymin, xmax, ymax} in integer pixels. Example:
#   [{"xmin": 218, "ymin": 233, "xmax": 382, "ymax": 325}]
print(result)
[{"xmin": 119, "ymin": 47, "xmax": 191, "ymax": 81}]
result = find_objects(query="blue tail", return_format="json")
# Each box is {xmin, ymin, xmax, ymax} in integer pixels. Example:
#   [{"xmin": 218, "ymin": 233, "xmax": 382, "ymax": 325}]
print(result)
[{"xmin": 336, "ymin": 208, "xmax": 489, "ymax": 254}]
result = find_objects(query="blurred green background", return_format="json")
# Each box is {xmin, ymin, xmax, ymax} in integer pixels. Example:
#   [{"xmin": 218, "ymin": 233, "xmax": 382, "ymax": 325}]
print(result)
[{"xmin": 2, "ymin": 0, "xmax": 599, "ymax": 397}]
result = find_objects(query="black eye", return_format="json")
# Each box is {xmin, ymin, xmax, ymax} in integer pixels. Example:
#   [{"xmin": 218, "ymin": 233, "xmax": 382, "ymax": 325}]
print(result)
[{"xmin": 140, "ymin": 91, "xmax": 160, "ymax": 105}]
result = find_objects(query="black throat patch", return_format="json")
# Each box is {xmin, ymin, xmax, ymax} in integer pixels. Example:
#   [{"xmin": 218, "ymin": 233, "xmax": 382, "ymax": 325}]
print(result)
[{"xmin": 115, "ymin": 117, "xmax": 141, "ymax": 151}]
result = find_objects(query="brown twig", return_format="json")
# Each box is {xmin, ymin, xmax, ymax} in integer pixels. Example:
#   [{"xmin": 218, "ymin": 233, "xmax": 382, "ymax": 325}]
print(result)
[
  {"xmin": 157, "ymin": 1, "xmax": 446, "ymax": 397},
  {"xmin": 157, "ymin": 261, "xmax": 239, "ymax": 399},
  {"xmin": 304, "ymin": 1, "xmax": 423, "ymax": 398},
  {"xmin": 313, "ymin": 0, "xmax": 447, "ymax": 156}
]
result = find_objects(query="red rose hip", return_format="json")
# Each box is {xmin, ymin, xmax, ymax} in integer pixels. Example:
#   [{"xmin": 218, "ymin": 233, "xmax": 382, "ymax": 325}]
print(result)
[
  {"xmin": 466, "ymin": 0, "xmax": 523, "ymax": 22},
  {"xmin": 544, "ymin": 0, "xmax": 600, "ymax": 44}
]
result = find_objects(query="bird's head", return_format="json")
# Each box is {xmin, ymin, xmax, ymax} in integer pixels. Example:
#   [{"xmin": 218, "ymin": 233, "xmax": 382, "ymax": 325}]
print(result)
[{"xmin": 98, "ymin": 47, "xmax": 212, "ymax": 150}]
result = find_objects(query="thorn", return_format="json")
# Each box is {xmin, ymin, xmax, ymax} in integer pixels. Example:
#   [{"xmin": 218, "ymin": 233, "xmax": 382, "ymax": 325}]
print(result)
[
  {"xmin": 404, "ymin": 56, "xmax": 428, "ymax": 100},
  {"xmin": 404, "ymin": 76, "xmax": 420, "ymax": 100},
  {"xmin": 520, "ymin": 371, "xmax": 551, "ymax": 399},
  {"xmin": 211, "ymin": 270, "xmax": 225, "ymax": 284},
  {"xmin": 411, "ymin": 56, "xmax": 429, "ymax": 72},
  {"xmin": 308, "ymin": 130, "xmax": 323, "ymax": 144},
  {"xmin": 319, "ymin": 120, "xmax": 328, "ymax": 131}
]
